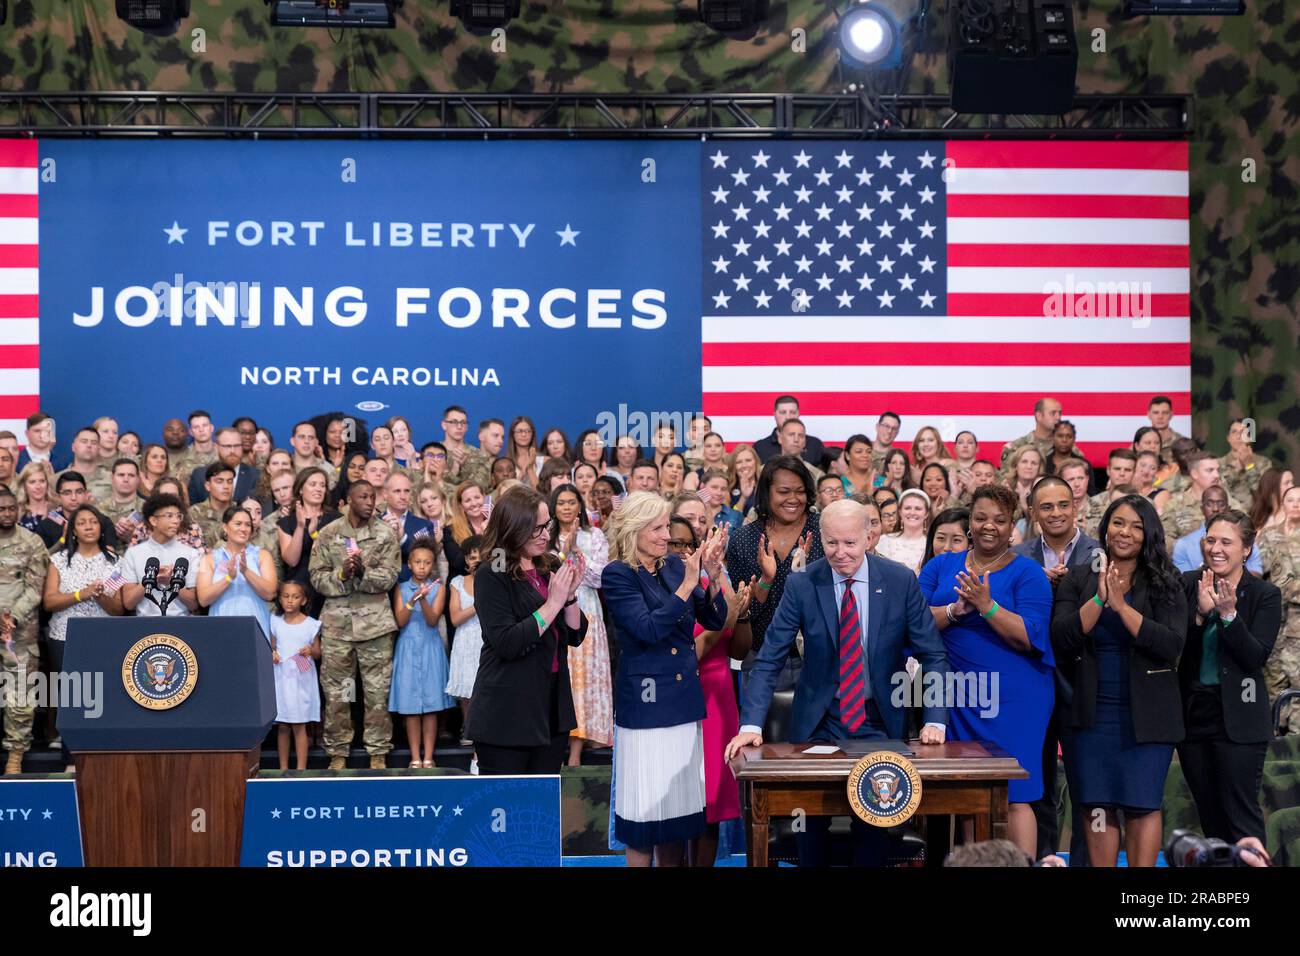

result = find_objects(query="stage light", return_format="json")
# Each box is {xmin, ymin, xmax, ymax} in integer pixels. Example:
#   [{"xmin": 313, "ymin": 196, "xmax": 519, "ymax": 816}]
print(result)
[
  {"xmin": 115, "ymin": 0, "xmax": 191, "ymax": 31},
  {"xmin": 450, "ymin": 0, "xmax": 522, "ymax": 29},
  {"xmin": 267, "ymin": 0, "xmax": 402, "ymax": 28},
  {"xmin": 837, "ymin": 0, "xmax": 919, "ymax": 70},
  {"xmin": 698, "ymin": 0, "xmax": 771, "ymax": 34}
]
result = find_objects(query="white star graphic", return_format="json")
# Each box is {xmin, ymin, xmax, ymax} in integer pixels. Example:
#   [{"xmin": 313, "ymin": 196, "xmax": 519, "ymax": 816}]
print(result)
[
  {"xmin": 877, "ymin": 255, "xmax": 896, "ymax": 272},
  {"xmin": 813, "ymin": 167, "xmax": 833, "ymax": 187},
  {"xmin": 42, "ymin": 809, "xmax": 53, "ymax": 820},
  {"xmin": 793, "ymin": 220, "xmax": 813, "ymax": 238},
  {"xmin": 897, "ymin": 204, "xmax": 916, "ymax": 222},
  {"xmin": 732, "ymin": 203, "xmax": 751, "ymax": 221},
  {"xmin": 834, "ymin": 149, "xmax": 854, "ymax": 168},
  {"xmin": 732, "ymin": 238, "xmax": 751, "ymax": 256},
  {"xmin": 815, "ymin": 273, "xmax": 834, "ymax": 291},
  {"xmin": 733, "ymin": 274, "xmax": 751, "ymax": 291},
  {"xmin": 918, "ymin": 186, "xmax": 936, "ymax": 204},
  {"xmin": 773, "ymin": 202, "xmax": 793, "ymax": 221},
  {"xmin": 835, "ymin": 220, "xmax": 854, "ymax": 238},
  {"xmin": 896, "ymin": 169, "xmax": 915, "ymax": 186},
  {"xmin": 754, "ymin": 290, "xmax": 772, "ymax": 308},
  {"xmin": 793, "ymin": 150, "xmax": 812, "ymax": 168},
  {"xmin": 856, "ymin": 273, "xmax": 875, "ymax": 291},
  {"xmin": 753, "ymin": 255, "xmax": 772, "ymax": 273},
  {"xmin": 271, "ymin": 808, "xmax": 282, "ymax": 819},
  {"xmin": 753, "ymin": 220, "xmax": 772, "ymax": 238},
  {"xmin": 711, "ymin": 220, "xmax": 730, "ymax": 239},
  {"xmin": 877, "ymin": 290, "xmax": 896, "ymax": 307},
  {"xmin": 793, "ymin": 185, "xmax": 812, "ymax": 203},
  {"xmin": 918, "ymin": 290, "xmax": 937, "ymax": 308},
  {"xmin": 712, "ymin": 290, "xmax": 732, "ymax": 308},
  {"xmin": 814, "ymin": 238, "xmax": 834, "ymax": 256},
  {"xmin": 453, "ymin": 806, "xmax": 463, "ymax": 816},
  {"xmin": 836, "ymin": 290, "xmax": 855, "ymax": 308},
  {"xmin": 731, "ymin": 168, "xmax": 751, "ymax": 186},
  {"xmin": 855, "ymin": 168, "xmax": 874, "ymax": 186},
  {"xmin": 856, "ymin": 237, "xmax": 875, "ymax": 256},
  {"xmin": 710, "ymin": 150, "xmax": 728, "ymax": 168},
  {"xmin": 711, "ymin": 185, "xmax": 730, "ymax": 204},
  {"xmin": 557, "ymin": 223, "xmax": 580, "ymax": 246},
  {"xmin": 164, "ymin": 221, "xmax": 188, "ymax": 244},
  {"xmin": 877, "ymin": 221, "xmax": 895, "ymax": 238},
  {"xmin": 898, "ymin": 273, "xmax": 916, "ymax": 291},
  {"xmin": 711, "ymin": 255, "xmax": 730, "ymax": 273},
  {"xmin": 773, "ymin": 167, "xmax": 792, "ymax": 186},
  {"xmin": 814, "ymin": 203, "xmax": 833, "ymax": 221},
  {"xmin": 918, "ymin": 220, "xmax": 937, "ymax": 239},
  {"xmin": 835, "ymin": 255, "xmax": 855, "ymax": 273},
  {"xmin": 752, "ymin": 185, "xmax": 771, "ymax": 203},
  {"xmin": 918, "ymin": 150, "xmax": 936, "ymax": 169},
  {"xmin": 774, "ymin": 238, "xmax": 793, "ymax": 256},
  {"xmin": 794, "ymin": 255, "xmax": 813, "ymax": 273},
  {"xmin": 877, "ymin": 150, "xmax": 895, "ymax": 168},
  {"xmin": 793, "ymin": 289, "xmax": 813, "ymax": 310},
  {"xmin": 775, "ymin": 273, "xmax": 793, "ymax": 291},
  {"xmin": 876, "ymin": 185, "xmax": 895, "ymax": 204},
  {"xmin": 835, "ymin": 185, "xmax": 854, "ymax": 204},
  {"xmin": 898, "ymin": 238, "xmax": 916, "ymax": 256},
  {"xmin": 918, "ymin": 255, "xmax": 937, "ymax": 273},
  {"xmin": 752, "ymin": 149, "xmax": 770, "ymax": 168},
  {"xmin": 856, "ymin": 202, "xmax": 874, "ymax": 221}
]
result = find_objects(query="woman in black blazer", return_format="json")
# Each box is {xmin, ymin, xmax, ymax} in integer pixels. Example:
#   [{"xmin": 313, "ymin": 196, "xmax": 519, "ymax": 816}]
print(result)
[
  {"xmin": 1051, "ymin": 494, "xmax": 1187, "ymax": 867},
  {"xmin": 1178, "ymin": 510, "xmax": 1280, "ymax": 843},
  {"xmin": 465, "ymin": 485, "xmax": 587, "ymax": 775}
]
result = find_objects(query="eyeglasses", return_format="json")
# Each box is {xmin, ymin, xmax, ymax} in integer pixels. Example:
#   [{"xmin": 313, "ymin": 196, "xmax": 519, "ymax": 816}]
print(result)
[
  {"xmin": 443, "ymin": 419, "xmax": 468, "ymax": 427},
  {"xmin": 426, "ymin": 453, "xmax": 447, "ymax": 461},
  {"xmin": 531, "ymin": 520, "xmax": 555, "ymax": 539},
  {"xmin": 668, "ymin": 540, "xmax": 695, "ymax": 552}
]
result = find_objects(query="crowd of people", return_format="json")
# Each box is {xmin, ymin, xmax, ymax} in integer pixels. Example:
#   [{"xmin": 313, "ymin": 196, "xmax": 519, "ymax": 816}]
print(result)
[{"xmin": 0, "ymin": 393, "xmax": 1295, "ymax": 868}]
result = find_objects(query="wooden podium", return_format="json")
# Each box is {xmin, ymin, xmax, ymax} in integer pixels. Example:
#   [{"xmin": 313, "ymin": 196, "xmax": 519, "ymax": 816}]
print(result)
[
  {"xmin": 730, "ymin": 740, "xmax": 1028, "ymax": 867},
  {"xmin": 60, "ymin": 617, "xmax": 276, "ymax": 867}
]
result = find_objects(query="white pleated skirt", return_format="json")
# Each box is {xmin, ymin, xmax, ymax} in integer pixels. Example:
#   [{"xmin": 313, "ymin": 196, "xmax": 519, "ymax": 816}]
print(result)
[{"xmin": 612, "ymin": 720, "xmax": 707, "ymax": 848}]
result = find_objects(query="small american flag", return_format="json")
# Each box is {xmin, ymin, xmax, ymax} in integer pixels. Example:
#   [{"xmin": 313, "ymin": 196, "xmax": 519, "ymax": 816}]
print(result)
[
  {"xmin": 101, "ymin": 570, "xmax": 128, "ymax": 595},
  {"xmin": 293, "ymin": 653, "xmax": 312, "ymax": 673},
  {"xmin": 412, "ymin": 526, "xmax": 430, "ymax": 543},
  {"xmin": 344, "ymin": 537, "xmax": 361, "ymax": 557}
]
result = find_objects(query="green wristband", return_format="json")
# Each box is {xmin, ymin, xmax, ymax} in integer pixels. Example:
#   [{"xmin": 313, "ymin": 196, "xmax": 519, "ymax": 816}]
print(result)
[
  {"xmin": 532, "ymin": 609, "xmax": 547, "ymax": 629},
  {"xmin": 980, "ymin": 601, "xmax": 1000, "ymax": 620},
  {"xmin": 757, "ymin": 580, "xmax": 772, "ymax": 592},
  {"xmin": 1091, "ymin": 594, "xmax": 1104, "ymax": 608}
]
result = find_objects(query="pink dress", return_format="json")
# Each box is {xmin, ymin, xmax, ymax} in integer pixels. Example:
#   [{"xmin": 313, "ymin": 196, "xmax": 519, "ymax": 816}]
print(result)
[{"xmin": 695, "ymin": 622, "xmax": 741, "ymax": 824}]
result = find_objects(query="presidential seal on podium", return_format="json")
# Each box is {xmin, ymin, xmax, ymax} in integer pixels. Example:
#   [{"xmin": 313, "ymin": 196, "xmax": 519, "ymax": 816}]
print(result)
[
  {"xmin": 846, "ymin": 751, "xmax": 923, "ymax": 827},
  {"xmin": 122, "ymin": 634, "xmax": 199, "ymax": 710}
]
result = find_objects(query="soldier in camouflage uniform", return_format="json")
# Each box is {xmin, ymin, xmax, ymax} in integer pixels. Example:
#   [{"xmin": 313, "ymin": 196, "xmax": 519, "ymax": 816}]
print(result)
[
  {"xmin": 188, "ymin": 462, "xmax": 235, "ymax": 551},
  {"xmin": 1259, "ymin": 522, "xmax": 1300, "ymax": 735},
  {"xmin": 0, "ymin": 488, "xmax": 51, "ymax": 773},
  {"xmin": 439, "ymin": 406, "xmax": 493, "ymax": 491},
  {"xmin": 1083, "ymin": 449, "xmax": 1138, "ymax": 538},
  {"xmin": 308, "ymin": 479, "xmax": 400, "ymax": 770},
  {"xmin": 870, "ymin": 412, "xmax": 901, "ymax": 473},
  {"xmin": 1146, "ymin": 396, "xmax": 1185, "ymax": 465},
  {"xmin": 95, "ymin": 459, "xmax": 145, "ymax": 545},
  {"xmin": 58, "ymin": 427, "xmax": 111, "ymax": 506},
  {"xmin": 172, "ymin": 412, "xmax": 219, "ymax": 490},
  {"xmin": 999, "ymin": 397, "xmax": 1061, "ymax": 470},
  {"xmin": 1161, "ymin": 452, "xmax": 1244, "ymax": 545},
  {"xmin": 1218, "ymin": 419, "xmax": 1272, "ymax": 513}
]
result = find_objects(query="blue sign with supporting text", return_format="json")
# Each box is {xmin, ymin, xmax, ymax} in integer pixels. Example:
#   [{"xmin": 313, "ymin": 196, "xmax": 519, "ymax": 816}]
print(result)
[
  {"xmin": 240, "ymin": 774, "xmax": 561, "ymax": 867},
  {"xmin": 0, "ymin": 779, "xmax": 84, "ymax": 867}
]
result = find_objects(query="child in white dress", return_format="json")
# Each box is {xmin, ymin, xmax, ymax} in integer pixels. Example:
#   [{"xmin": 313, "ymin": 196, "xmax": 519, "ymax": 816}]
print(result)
[{"xmin": 270, "ymin": 580, "xmax": 321, "ymax": 770}]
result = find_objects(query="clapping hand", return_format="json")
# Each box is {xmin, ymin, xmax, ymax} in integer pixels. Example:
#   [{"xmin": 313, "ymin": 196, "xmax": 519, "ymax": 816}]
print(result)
[
  {"xmin": 566, "ymin": 552, "xmax": 586, "ymax": 600},
  {"xmin": 790, "ymin": 530, "xmax": 812, "ymax": 573},
  {"xmin": 1196, "ymin": 569, "xmax": 1218, "ymax": 617},
  {"xmin": 1210, "ymin": 574, "xmax": 1237, "ymax": 619},
  {"xmin": 698, "ymin": 524, "xmax": 729, "ymax": 581},
  {"xmin": 1103, "ymin": 565, "xmax": 1130, "ymax": 611},
  {"xmin": 757, "ymin": 533, "xmax": 778, "ymax": 584},
  {"xmin": 728, "ymin": 576, "xmax": 756, "ymax": 618},
  {"xmin": 954, "ymin": 569, "xmax": 992, "ymax": 615}
]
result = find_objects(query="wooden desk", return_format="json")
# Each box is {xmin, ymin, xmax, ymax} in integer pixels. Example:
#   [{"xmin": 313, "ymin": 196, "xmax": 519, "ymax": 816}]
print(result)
[{"xmin": 730, "ymin": 740, "xmax": 1028, "ymax": 867}]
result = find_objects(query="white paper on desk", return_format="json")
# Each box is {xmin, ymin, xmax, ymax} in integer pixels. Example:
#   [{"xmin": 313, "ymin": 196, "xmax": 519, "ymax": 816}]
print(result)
[{"xmin": 801, "ymin": 745, "xmax": 840, "ymax": 754}]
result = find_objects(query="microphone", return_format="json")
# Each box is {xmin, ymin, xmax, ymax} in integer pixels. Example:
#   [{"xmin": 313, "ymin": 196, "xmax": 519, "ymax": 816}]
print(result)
[
  {"xmin": 141, "ymin": 557, "xmax": 160, "ymax": 592},
  {"xmin": 159, "ymin": 558, "xmax": 189, "ymax": 615}
]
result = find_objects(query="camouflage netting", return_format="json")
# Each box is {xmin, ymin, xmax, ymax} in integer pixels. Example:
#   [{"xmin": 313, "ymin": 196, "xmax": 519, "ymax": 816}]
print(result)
[{"xmin": 2, "ymin": 0, "xmax": 1296, "ymax": 464}]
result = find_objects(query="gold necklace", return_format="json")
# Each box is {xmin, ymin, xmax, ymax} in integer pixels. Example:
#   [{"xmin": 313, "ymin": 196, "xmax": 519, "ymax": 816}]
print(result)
[{"xmin": 966, "ymin": 547, "xmax": 1010, "ymax": 576}]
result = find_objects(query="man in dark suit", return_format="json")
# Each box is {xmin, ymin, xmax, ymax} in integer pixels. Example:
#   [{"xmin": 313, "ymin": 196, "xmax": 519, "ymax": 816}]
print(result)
[
  {"xmin": 188, "ymin": 427, "xmax": 258, "ymax": 505},
  {"xmin": 726, "ymin": 498, "xmax": 949, "ymax": 866},
  {"xmin": 1014, "ymin": 475, "xmax": 1102, "ymax": 866},
  {"xmin": 379, "ymin": 471, "xmax": 434, "ymax": 583},
  {"xmin": 37, "ymin": 471, "xmax": 119, "ymax": 552},
  {"xmin": 751, "ymin": 395, "xmax": 826, "ymax": 466}
]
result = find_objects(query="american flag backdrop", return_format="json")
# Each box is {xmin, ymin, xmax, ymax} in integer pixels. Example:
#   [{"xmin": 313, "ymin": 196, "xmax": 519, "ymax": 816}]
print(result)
[
  {"xmin": 700, "ymin": 141, "xmax": 1191, "ymax": 466},
  {"xmin": 0, "ymin": 140, "xmax": 39, "ymax": 438}
]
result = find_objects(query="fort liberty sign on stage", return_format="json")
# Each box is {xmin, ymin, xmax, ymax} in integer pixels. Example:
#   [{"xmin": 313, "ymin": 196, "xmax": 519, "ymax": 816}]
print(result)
[{"xmin": 0, "ymin": 779, "xmax": 84, "ymax": 867}]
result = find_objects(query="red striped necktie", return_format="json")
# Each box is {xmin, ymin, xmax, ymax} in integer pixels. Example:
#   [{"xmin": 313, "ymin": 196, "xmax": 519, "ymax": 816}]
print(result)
[{"xmin": 838, "ymin": 582, "xmax": 867, "ymax": 732}]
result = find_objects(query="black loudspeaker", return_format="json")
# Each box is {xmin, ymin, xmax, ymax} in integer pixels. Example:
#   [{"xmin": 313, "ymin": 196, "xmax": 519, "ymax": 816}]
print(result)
[{"xmin": 948, "ymin": 0, "xmax": 1078, "ymax": 114}]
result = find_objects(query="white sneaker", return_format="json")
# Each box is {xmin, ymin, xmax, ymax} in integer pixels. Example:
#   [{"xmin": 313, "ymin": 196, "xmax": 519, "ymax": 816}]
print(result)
[{"xmin": 49, "ymin": 737, "xmax": 62, "ymax": 750}]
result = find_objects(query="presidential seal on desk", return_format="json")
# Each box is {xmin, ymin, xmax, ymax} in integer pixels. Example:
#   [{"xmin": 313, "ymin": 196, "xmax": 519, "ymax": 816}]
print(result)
[{"xmin": 847, "ymin": 751, "xmax": 922, "ymax": 827}]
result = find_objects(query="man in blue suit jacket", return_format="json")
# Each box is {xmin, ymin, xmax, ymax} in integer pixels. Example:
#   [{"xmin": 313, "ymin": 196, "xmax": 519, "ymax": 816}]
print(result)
[
  {"xmin": 1012, "ymin": 475, "xmax": 1101, "ymax": 866},
  {"xmin": 188, "ymin": 428, "xmax": 258, "ymax": 505},
  {"xmin": 379, "ymin": 472, "xmax": 434, "ymax": 583},
  {"xmin": 726, "ymin": 499, "xmax": 949, "ymax": 866}
]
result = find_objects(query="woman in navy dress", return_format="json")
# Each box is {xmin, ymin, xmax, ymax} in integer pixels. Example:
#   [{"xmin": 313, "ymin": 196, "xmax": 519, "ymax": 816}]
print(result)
[
  {"xmin": 1051, "ymin": 494, "xmax": 1187, "ymax": 867},
  {"xmin": 919, "ymin": 485, "xmax": 1054, "ymax": 857}
]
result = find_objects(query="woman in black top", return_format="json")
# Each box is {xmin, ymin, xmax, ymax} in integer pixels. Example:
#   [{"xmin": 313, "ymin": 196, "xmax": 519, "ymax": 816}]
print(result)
[
  {"xmin": 1177, "ymin": 510, "xmax": 1280, "ymax": 843},
  {"xmin": 465, "ymin": 485, "xmax": 587, "ymax": 775},
  {"xmin": 277, "ymin": 466, "xmax": 339, "ymax": 615},
  {"xmin": 1051, "ymin": 494, "xmax": 1187, "ymax": 867}
]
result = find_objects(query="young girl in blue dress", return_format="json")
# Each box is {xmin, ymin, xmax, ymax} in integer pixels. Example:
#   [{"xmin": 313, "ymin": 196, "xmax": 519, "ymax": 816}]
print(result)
[{"xmin": 389, "ymin": 543, "xmax": 455, "ymax": 769}]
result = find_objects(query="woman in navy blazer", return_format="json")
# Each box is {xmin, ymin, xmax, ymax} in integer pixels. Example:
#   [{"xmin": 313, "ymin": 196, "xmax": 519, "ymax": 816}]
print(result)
[{"xmin": 602, "ymin": 491, "xmax": 729, "ymax": 867}]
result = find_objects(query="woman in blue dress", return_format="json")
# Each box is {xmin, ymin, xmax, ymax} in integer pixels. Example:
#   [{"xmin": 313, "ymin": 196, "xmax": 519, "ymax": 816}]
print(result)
[
  {"xmin": 196, "ymin": 505, "xmax": 278, "ymax": 642},
  {"xmin": 919, "ymin": 484, "xmax": 1054, "ymax": 858},
  {"xmin": 1051, "ymin": 494, "xmax": 1187, "ymax": 867},
  {"xmin": 389, "ymin": 542, "xmax": 456, "ymax": 768}
]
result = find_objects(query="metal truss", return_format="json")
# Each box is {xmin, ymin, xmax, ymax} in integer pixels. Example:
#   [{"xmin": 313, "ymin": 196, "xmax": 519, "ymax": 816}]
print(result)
[{"xmin": 0, "ymin": 91, "xmax": 1191, "ymax": 139}]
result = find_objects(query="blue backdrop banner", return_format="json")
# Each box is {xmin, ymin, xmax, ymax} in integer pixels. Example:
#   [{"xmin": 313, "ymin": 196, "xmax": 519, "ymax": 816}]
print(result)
[
  {"xmin": 38, "ymin": 141, "xmax": 702, "ymax": 443},
  {"xmin": 0, "ymin": 779, "xmax": 84, "ymax": 867},
  {"xmin": 240, "ymin": 774, "xmax": 561, "ymax": 867}
]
